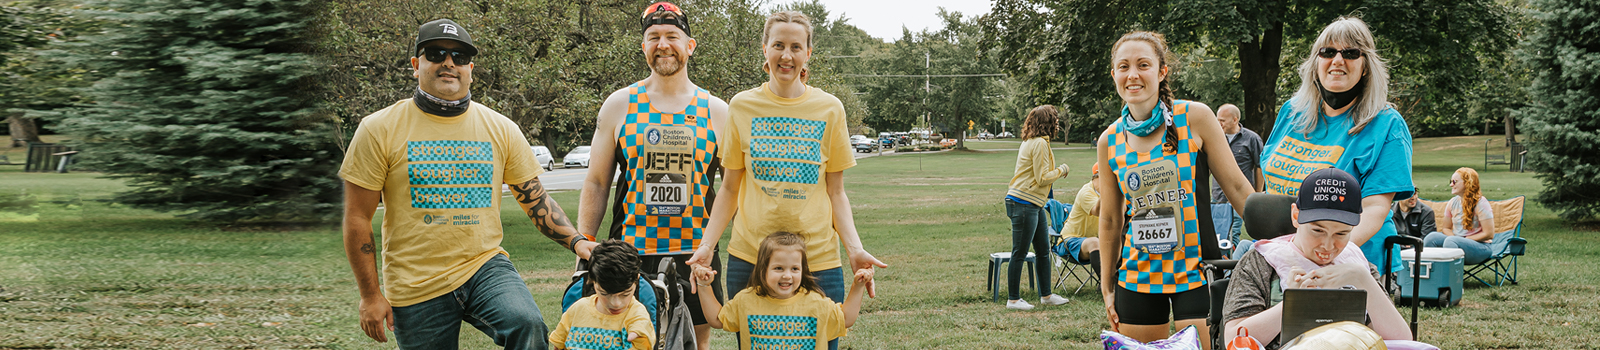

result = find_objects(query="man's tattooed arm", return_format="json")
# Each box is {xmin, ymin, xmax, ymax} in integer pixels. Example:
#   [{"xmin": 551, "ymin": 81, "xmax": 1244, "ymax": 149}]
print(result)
[{"xmin": 509, "ymin": 178, "xmax": 581, "ymax": 250}]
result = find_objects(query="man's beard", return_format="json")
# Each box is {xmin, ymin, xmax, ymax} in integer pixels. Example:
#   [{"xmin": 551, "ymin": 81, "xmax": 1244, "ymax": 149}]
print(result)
[{"xmin": 649, "ymin": 51, "xmax": 684, "ymax": 76}]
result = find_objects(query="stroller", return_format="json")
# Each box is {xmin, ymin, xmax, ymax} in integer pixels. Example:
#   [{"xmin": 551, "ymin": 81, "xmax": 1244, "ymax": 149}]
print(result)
[{"xmin": 561, "ymin": 257, "xmax": 697, "ymax": 350}]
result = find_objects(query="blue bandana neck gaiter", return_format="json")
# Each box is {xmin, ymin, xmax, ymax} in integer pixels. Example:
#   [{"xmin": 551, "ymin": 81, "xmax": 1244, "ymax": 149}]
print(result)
[{"xmin": 1121, "ymin": 103, "xmax": 1171, "ymax": 137}]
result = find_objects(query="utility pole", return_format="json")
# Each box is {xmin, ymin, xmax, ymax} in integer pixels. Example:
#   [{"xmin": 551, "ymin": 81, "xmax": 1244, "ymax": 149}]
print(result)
[{"xmin": 923, "ymin": 51, "xmax": 930, "ymax": 129}]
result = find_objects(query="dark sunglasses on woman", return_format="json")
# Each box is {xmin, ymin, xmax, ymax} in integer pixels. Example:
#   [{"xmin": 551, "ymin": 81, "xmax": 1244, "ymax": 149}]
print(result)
[
  {"xmin": 1317, "ymin": 47, "xmax": 1363, "ymax": 60},
  {"xmin": 419, "ymin": 47, "xmax": 474, "ymax": 65}
]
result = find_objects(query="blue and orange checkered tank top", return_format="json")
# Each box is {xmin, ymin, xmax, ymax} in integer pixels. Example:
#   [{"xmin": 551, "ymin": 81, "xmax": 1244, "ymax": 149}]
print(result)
[
  {"xmin": 615, "ymin": 83, "xmax": 719, "ymax": 255},
  {"xmin": 1107, "ymin": 100, "xmax": 1207, "ymax": 294}
]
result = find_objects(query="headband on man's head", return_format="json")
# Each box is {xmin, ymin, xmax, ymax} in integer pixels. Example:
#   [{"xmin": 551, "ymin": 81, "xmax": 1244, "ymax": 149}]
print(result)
[{"xmin": 641, "ymin": 2, "xmax": 691, "ymax": 36}]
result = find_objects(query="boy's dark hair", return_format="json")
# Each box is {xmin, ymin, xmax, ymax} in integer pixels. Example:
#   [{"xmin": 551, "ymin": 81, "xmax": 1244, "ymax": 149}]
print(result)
[
  {"xmin": 591, "ymin": 239, "xmax": 640, "ymax": 294},
  {"xmin": 747, "ymin": 232, "xmax": 823, "ymax": 297}
]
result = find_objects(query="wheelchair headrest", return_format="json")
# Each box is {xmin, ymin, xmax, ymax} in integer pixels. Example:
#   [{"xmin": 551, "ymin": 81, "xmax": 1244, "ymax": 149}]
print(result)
[{"xmin": 1243, "ymin": 193, "xmax": 1297, "ymax": 240}]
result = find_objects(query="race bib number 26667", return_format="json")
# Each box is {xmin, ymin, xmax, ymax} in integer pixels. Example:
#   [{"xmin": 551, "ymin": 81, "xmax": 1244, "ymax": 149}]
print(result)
[{"xmin": 1129, "ymin": 207, "xmax": 1180, "ymax": 254}]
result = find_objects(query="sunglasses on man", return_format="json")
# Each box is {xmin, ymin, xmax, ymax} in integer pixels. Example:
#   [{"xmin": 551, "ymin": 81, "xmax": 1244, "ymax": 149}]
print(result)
[
  {"xmin": 1317, "ymin": 47, "xmax": 1364, "ymax": 60},
  {"xmin": 419, "ymin": 47, "xmax": 474, "ymax": 65}
]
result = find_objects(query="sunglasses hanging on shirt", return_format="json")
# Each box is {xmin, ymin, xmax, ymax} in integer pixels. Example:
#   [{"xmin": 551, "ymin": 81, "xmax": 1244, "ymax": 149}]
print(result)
[{"xmin": 419, "ymin": 47, "xmax": 474, "ymax": 65}]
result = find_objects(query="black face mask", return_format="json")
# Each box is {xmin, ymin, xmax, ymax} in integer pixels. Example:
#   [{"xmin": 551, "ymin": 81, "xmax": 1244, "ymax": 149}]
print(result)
[
  {"xmin": 1318, "ymin": 77, "xmax": 1366, "ymax": 111},
  {"xmin": 414, "ymin": 87, "xmax": 472, "ymax": 117}
]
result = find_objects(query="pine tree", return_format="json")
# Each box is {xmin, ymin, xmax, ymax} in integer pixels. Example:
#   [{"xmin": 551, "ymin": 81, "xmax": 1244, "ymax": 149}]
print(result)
[
  {"xmin": 50, "ymin": 0, "xmax": 339, "ymax": 222},
  {"xmin": 1517, "ymin": 0, "xmax": 1600, "ymax": 220}
]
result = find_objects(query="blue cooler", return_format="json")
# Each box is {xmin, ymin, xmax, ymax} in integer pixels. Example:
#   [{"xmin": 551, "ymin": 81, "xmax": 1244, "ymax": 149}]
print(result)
[{"xmin": 1398, "ymin": 247, "xmax": 1464, "ymax": 307}]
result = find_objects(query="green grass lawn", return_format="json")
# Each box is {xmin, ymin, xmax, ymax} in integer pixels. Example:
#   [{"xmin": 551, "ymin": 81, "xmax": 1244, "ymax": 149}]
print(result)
[{"xmin": 1, "ymin": 135, "xmax": 1595, "ymax": 349}]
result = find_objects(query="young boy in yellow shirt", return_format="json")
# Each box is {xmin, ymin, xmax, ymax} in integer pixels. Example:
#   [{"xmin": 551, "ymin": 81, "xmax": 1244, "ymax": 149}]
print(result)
[{"xmin": 551, "ymin": 240, "xmax": 655, "ymax": 349}]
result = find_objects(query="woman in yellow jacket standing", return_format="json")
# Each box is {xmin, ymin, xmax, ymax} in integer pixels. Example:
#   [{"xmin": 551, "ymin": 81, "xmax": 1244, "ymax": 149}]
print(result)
[{"xmin": 1002, "ymin": 105, "xmax": 1073, "ymax": 310}]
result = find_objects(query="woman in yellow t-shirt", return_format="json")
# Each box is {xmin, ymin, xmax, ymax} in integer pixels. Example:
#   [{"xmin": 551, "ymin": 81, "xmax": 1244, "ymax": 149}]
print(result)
[{"xmin": 686, "ymin": 11, "xmax": 886, "ymax": 350}]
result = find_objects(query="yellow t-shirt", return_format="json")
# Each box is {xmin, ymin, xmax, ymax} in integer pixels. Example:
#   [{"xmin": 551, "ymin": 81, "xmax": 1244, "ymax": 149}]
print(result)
[
  {"xmin": 550, "ymin": 295, "xmax": 655, "ymax": 350},
  {"xmin": 1063, "ymin": 181, "xmax": 1100, "ymax": 239},
  {"xmin": 338, "ymin": 99, "xmax": 542, "ymax": 307},
  {"xmin": 723, "ymin": 84, "xmax": 856, "ymax": 271},
  {"xmin": 718, "ymin": 288, "xmax": 848, "ymax": 350}
]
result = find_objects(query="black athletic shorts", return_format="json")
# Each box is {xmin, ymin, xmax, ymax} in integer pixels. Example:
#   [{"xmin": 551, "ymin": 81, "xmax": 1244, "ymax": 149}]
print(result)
[
  {"xmin": 640, "ymin": 247, "xmax": 722, "ymax": 326},
  {"xmin": 1115, "ymin": 284, "xmax": 1210, "ymax": 325}
]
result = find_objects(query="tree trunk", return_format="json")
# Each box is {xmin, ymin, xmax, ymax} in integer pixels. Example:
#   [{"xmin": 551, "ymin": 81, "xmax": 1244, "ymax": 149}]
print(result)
[
  {"xmin": 1061, "ymin": 112, "xmax": 1072, "ymax": 145},
  {"xmin": 1504, "ymin": 110, "xmax": 1516, "ymax": 146},
  {"xmin": 953, "ymin": 105, "xmax": 965, "ymax": 150},
  {"xmin": 1237, "ymin": 21, "xmax": 1284, "ymax": 140},
  {"xmin": 8, "ymin": 113, "xmax": 41, "ymax": 148}
]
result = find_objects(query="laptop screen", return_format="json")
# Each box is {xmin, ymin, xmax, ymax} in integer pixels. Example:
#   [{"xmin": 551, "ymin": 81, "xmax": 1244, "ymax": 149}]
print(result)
[{"xmin": 1279, "ymin": 288, "xmax": 1367, "ymax": 342}]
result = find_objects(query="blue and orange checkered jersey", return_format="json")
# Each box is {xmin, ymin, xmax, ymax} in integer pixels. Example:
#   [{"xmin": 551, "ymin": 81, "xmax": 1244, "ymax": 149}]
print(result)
[
  {"xmin": 1106, "ymin": 100, "xmax": 1207, "ymax": 294},
  {"xmin": 613, "ymin": 83, "xmax": 719, "ymax": 255}
]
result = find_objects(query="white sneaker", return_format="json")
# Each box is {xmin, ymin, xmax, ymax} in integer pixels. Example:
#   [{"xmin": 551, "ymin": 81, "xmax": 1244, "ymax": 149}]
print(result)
[
  {"xmin": 1040, "ymin": 294, "xmax": 1070, "ymax": 306},
  {"xmin": 1006, "ymin": 299, "xmax": 1035, "ymax": 310}
]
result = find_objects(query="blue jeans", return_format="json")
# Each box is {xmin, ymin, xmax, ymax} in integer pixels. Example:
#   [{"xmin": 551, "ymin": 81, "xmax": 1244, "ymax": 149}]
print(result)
[
  {"xmin": 1006, "ymin": 199, "xmax": 1052, "ymax": 300},
  {"xmin": 391, "ymin": 254, "xmax": 548, "ymax": 350},
  {"xmin": 1424, "ymin": 231, "xmax": 1492, "ymax": 265},
  {"xmin": 1210, "ymin": 203, "xmax": 1242, "ymax": 255},
  {"xmin": 726, "ymin": 256, "xmax": 845, "ymax": 350}
]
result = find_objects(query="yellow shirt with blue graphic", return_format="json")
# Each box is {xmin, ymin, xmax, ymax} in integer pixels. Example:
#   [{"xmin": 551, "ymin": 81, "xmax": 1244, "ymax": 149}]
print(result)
[
  {"xmin": 550, "ymin": 295, "xmax": 654, "ymax": 350},
  {"xmin": 338, "ymin": 99, "xmax": 542, "ymax": 307},
  {"xmin": 718, "ymin": 288, "xmax": 848, "ymax": 350},
  {"xmin": 723, "ymin": 84, "xmax": 857, "ymax": 271}
]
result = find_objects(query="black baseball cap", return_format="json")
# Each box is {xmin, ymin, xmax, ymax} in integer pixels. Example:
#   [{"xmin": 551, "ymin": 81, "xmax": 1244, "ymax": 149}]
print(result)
[
  {"xmin": 641, "ymin": 2, "xmax": 691, "ymax": 36},
  {"xmin": 1296, "ymin": 168, "xmax": 1363, "ymax": 225},
  {"xmin": 415, "ymin": 19, "xmax": 478, "ymax": 56}
]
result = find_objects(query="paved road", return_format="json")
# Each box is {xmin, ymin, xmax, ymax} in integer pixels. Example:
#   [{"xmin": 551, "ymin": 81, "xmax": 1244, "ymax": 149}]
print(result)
[{"xmin": 534, "ymin": 167, "xmax": 594, "ymax": 191}]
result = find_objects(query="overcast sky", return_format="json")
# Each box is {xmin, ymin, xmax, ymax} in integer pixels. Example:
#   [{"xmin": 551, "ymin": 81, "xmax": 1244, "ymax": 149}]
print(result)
[{"xmin": 809, "ymin": 0, "xmax": 994, "ymax": 41}]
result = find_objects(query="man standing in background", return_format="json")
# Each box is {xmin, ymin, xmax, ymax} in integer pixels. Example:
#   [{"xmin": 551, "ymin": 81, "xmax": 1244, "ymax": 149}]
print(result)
[{"xmin": 1211, "ymin": 103, "xmax": 1264, "ymax": 246}]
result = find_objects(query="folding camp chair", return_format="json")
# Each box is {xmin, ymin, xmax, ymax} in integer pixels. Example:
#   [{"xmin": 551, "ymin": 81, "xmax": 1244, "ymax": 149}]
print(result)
[
  {"xmin": 1043, "ymin": 199, "xmax": 1099, "ymax": 294},
  {"xmin": 1049, "ymin": 230, "xmax": 1099, "ymax": 294},
  {"xmin": 1417, "ymin": 196, "xmax": 1528, "ymax": 287},
  {"xmin": 1470, "ymin": 196, "xmax": 1527, "ymax": 286}
]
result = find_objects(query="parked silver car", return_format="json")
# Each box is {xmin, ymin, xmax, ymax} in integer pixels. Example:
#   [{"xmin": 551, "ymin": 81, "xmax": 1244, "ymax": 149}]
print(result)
[
  {"xmin": 563, "ymin": 146, "xmax": 592, "ymax": 168},
  {"xmin": 530, "ymin": 145, "xmax": 555, "ymax": 171}
]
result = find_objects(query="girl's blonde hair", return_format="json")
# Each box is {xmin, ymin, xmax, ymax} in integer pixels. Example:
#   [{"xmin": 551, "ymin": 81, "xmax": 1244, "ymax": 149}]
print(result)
[
  {"xmin": 1289, "ymin": 16, "xmax": 1393, "ymax": 135},
  {"xmin": 760, "ymin": 11, "xmax": 813, "ymax": 82},
  {"xmin": 747, "ymin": 232, "xmax": 822, "ymax": 297},
  {"xmin": 1456, "ymin": 167, "xmax": 1484, "ymax": 230}
]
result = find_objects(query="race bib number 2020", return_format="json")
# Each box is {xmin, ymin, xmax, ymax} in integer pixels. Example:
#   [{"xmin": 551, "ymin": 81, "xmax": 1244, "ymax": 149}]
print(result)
[{"xmin": 645, "ymin": 172, "xmax": 688, "ymax": 215}]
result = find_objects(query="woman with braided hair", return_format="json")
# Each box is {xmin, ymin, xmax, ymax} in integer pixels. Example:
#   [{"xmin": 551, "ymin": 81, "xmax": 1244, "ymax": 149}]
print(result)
[
  {"xmin": 1094, "ymin": 31, "xmax": 1256, "ymax": 349},
  {"xmin": 1427, "ymin": 167, "xmax": 1494, "ymax": 265}
]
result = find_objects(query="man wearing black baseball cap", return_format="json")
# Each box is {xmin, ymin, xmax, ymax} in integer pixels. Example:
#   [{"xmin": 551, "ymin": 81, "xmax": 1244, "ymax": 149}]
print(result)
[
  {"xmin": 1219, "ymin": 168, "xmax": 1412, "ymax": 347},
  {"xmin": 577, "ymin": 3, "xmax": 729, "ymax": 349},
  {"xmin": 339, "ymin": 18, "xmax": 596, "ymax": 349}
]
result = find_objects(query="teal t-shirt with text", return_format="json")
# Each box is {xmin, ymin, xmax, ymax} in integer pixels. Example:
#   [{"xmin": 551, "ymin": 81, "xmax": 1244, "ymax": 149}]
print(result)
[{"xmin": 1260, "ymin": 99, "xmax": 1413, "ymax": 273}]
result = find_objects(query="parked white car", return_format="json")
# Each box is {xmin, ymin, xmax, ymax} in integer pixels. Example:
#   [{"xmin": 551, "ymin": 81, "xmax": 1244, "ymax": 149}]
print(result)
[
  {"xmin": 530, "ymin": 145, "xmax": 555, "ymax": 171},
  {"xmin": 563, "ymin": 146, "xmax": 592, "ymax": 168}
]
